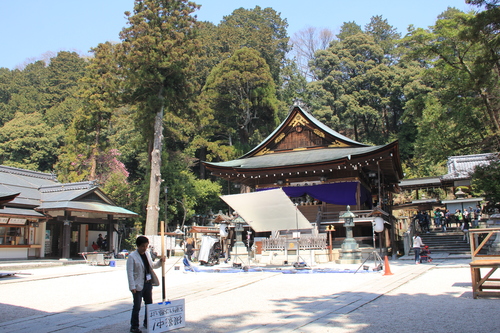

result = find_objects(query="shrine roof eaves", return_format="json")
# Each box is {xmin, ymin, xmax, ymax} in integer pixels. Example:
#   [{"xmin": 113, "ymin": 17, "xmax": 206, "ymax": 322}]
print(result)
[{"xmin": 205, "ymin": 144, "xmax": 391, "ymax": 170}]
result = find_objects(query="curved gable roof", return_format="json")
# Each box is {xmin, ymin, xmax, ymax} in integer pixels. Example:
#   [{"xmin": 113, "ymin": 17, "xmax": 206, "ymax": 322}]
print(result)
[{"xmin": 241, "ymin": 105, "xmax": 368, "ymax": 158}]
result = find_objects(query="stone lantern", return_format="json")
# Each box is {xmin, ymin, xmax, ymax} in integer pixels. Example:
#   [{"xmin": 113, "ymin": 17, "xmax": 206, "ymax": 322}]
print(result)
[{"xmin": 337, "ymin": 206, "xmax": 362, "ymax": 264}]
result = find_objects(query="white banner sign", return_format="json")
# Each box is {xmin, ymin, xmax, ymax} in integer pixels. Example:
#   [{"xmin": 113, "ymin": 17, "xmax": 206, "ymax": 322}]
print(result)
[
  {"xmin": 146, "ymin": 235, "xmax": 176, "ymax": 253},
  {"xmin": 147, "ymin": 299, "xmax": 185, "ymax": 332}
]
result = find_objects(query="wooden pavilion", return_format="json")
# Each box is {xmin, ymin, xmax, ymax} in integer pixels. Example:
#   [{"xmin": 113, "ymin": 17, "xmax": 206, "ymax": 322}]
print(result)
[
  {"xmin": 203, "ymin": 105, "xmax": 403, "ymax": 254},
  {"xmin": 0, "ymin": 165, "xmax": 137, "ymax": 259}
]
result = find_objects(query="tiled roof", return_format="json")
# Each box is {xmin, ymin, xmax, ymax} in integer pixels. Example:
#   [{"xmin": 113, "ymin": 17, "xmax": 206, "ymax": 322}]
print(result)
[
  {"xmin": 399, "ymin": 177, "xmax": 442, "ymax": 187},
  {"xmin": 36, "ymin": 201, "xmax": 137, "ymax": 217},
  {"xmin": 0, "ymin": 165, "xmax": 136, "ymax": 219},
  {"xmin": 39, "ymin": 181, "xmax": 97, "ymax": 193},
  {"xmin": 442, "ymin": 153, "xmax": 498, "ymax": 180},
  {"xmin": 205, "ymin": 145, "xmax": 386, "ymax": 170},
  {"xmin": 0, "ymin": 167, "xmax": 56, "ymax": 206}
]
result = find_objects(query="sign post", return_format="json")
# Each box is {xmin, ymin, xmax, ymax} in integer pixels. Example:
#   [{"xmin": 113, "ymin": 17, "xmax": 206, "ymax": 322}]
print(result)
[
  {"xmin": 160, "ymin": 220, "xmax": 166, "ymax": 302},
  {"xmin": 148, "ymin": 221, "xmax": 186, "ymax": 332}
]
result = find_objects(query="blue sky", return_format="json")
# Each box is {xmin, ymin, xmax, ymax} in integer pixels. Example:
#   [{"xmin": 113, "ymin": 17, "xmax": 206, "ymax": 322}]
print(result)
[{"xmin": 0, "ymin": 0, "xmax": 473, "ymax": 70}]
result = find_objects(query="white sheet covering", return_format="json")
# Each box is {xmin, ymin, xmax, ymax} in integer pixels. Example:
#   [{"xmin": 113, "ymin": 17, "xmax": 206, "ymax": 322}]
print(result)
[
  {"xmin": 198, "ymin": 235, "xmax": 218, "ymax": 262},
  {"xmin": 220, "ymin": 188, "xmax": 313, "ymax": 232}
]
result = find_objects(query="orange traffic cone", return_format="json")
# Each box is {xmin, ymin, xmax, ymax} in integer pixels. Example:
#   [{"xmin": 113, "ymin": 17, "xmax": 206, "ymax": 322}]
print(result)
[{"xmin": 383, "ymin": 255, "xmax": 393, "ymax": 276}]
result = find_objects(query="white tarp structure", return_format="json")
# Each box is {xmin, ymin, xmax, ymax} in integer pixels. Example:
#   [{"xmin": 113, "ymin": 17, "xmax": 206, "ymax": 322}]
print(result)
[
  {"xmin": 220, "ymin": 188, "xmax": 313, "ymax": 232},
  {"xmin": 198, "ymin": 235, "xmax": 218, "ymax": 262}
]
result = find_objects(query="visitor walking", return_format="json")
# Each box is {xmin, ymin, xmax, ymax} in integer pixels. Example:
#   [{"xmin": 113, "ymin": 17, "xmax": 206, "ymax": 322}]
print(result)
[
  {"xmin": 443, "ymin": 209, "xmax": 452, "ymax": 232},
  {"xmin": 413, "ymin": 232, "xmax": 425, "ymax": 264},
  {"xmin": 473, "ymin": 205, "xmax": 482, "ymax": 228},
  {"xmin": 422, "ymin": 211, "xmax": 430, "ymax": 233},
  {"xmin": 434, "ymin": 208, "xmax": 443, "ymax": 228},
  {"xmin": 185, "ymin": 237, "xmax": 194, "ymax": 261},
  {"xmin": 462, "ymin": 217, "xmax": 470, "ymax": 243},
  {"xmin": 455, "ymin": 209, "xmax": 463, "ymax": 230}
]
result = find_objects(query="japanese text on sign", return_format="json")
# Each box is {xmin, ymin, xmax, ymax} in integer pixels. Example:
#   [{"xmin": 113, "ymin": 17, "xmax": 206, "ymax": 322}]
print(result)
[{"xmin": 147, "ymin": 299, "xmax": 185, "ymax": 332}]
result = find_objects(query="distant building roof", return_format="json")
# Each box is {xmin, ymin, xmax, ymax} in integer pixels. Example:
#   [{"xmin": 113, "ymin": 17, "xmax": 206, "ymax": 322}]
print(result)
[
  {"xmin": 399, "ymin": 153, "xmax": 499, "ymax": 191},
  {"xmin": 441, "ymin": 197, "xmax": 484, "ymax": 204},
  {"xmin": 442, "ymin": 153, "xmax": 498, "ymax": 181},
  {"xmin": 0, "ymin": 165, "xmax": 137, "ymax": 220},
  {"xmin": 399, "ymin": 177, "xmax": 442, "ymax": 189}
]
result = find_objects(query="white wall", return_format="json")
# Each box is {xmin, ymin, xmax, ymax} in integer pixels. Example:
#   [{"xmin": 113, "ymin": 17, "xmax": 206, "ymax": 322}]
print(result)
[
  {"xmin": 0, "ymin": 248, "xmax": 27, "ymax": 259},
  {"xmin": 37, "ymin": 222, "xmax": 46, "ymax": 258}
]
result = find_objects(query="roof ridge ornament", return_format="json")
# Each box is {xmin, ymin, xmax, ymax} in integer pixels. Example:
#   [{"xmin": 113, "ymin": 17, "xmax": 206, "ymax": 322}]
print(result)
[
  {"xmin": 39, "ymin": 181, "xmax": 98, "ymax": 193},
  {"xmin": 0, "ymin": 165, "xmax": 57, "ymax": 181}
]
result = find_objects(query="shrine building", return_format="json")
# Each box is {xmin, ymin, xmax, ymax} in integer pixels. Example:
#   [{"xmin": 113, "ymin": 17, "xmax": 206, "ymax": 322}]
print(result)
[
  {"xmin": 203, "ymin": 105, "xmax": 403, "ymax": 257},
  {"xmin": 0, "ymin": 165, "xmax": 137, "ymax": 260}
]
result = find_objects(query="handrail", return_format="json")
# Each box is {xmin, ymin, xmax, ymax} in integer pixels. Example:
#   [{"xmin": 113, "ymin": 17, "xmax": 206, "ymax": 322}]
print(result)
[{"xmin": 469, "ymin": 227, "xmax": 500, "ymax": 260}]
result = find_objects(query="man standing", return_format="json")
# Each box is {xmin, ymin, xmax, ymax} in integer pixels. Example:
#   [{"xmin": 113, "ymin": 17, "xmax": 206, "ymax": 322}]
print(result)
[{"xmin": 127, "ymin": 236, "xmax": 164, "ymax": 333}]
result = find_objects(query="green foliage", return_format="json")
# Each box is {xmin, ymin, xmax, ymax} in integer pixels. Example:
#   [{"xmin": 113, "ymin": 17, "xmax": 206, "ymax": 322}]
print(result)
[
  {"xmin": 279, "ymin": 59, "xmax": 308, "ymax": 109},
  {"xmin": 365, "ymin": 15, "xmax": 401, "ymax": 57},
  {"xmin": 203, "ymin": 47, "xmax": 279, "ymax": 146},
  {"xmin": 161, "ymin": 153, "xmax": 222, "ymax": 227},
  {"xmin": 45, "ymin": 51, "xmax": 87, "ymax": 127},
  {"xmin": 309, "ymin": 32, "xmax": 402, "ymax": 144},
  {"xmin": 216, "ymin": 6, "xmax": 290, "ymax": 86},
  {"xmin": 402, "ymin": 7, "xmax": 499, "ymax": 167},
  {"xmin": 118, "ymin": 0, "xmax": 201, "ymax": 144},
  {"xmin": 336, "ymin": 21, "xmax": 362, "ymax": 40},
  {"xmin": 101, "ymin": 170, "xmax": 137, "ymax": 208},
  {"xmin": 471, "ymin": 156, "xmax": 500, "ymax": 204},
  {"xmin": 0, "ymin": 61, "xmax": 49, "ymax": 126},
  {"xmin": 0, "ymin": 112, "xmax": 63, "ymax": 171}
]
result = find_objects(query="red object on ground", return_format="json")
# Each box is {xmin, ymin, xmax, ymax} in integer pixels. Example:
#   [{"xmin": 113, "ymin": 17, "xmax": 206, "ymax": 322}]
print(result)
[{"xmin": 383, "ymin": 255, "xmax": 394, "ymax": 276}]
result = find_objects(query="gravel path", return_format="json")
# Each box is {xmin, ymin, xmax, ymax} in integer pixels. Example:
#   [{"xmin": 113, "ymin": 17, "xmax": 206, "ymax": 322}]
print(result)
[{"xmin": 0, "ymin": 258, "xmax": 496, "ymax": 333}]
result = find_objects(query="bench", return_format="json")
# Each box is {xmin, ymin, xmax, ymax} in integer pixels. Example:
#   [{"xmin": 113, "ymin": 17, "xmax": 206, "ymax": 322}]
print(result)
[
  {"xmin": 469, "ymin": 260, "xmax": 500, "ymax": 299},
  {"xmin": 468, "ymin": 228, "xmax": 500, "ymax": 298},
  {"xmin": 79, "ymin": 251, "xmax": 114, "ymax": 266}
]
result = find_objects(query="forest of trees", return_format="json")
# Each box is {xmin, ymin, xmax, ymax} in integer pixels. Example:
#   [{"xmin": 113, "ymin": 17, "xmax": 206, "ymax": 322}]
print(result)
[{"xmin": 0, "ymin": 0, "xmax": 499, "ymax": 232}]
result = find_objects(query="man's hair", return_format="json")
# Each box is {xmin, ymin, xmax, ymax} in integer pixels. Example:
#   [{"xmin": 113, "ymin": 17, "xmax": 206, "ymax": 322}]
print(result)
[{"xmin": 136, "ymin": 236, "xmax": 149, "ymax": 247}]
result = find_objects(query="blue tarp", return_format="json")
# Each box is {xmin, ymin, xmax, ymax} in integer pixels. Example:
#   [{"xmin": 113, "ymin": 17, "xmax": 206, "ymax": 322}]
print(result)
[{"xmin": 257, "ymin": 182, "xmax": 372, "ymax": 208}]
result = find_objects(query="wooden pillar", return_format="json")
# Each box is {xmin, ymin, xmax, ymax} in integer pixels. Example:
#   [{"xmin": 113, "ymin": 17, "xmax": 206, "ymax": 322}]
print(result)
[
  {"xmin": 107, "ymin": 215, "xmax": 114, "ymax": 254},
  {"xmin": 62, "ymin": 211, "xmax": 71, "ymax": 259}
]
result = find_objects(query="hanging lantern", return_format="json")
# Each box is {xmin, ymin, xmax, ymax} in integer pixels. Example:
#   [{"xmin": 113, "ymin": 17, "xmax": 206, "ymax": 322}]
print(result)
[{"xmin": 373, "ymin": 217, "xmax": 384, "ymax": 233}]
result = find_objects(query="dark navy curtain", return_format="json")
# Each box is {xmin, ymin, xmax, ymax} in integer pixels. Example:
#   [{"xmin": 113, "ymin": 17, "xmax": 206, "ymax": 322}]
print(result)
[{"xmin": 257, "ymin": 182, "xmax": 372, "ymax": 207}]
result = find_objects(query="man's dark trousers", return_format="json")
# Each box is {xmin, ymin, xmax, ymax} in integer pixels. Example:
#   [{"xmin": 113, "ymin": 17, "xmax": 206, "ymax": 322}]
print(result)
[{"xmin": 131, "ymin": 281, "xmax": 153, "ymax": 329}]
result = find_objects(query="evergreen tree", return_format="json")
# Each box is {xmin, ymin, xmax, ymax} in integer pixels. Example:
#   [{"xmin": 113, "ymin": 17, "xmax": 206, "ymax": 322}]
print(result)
[
  {"xmin": 117, "ymin": 0, "xmax": 200, "ymax": 235},
  {"xmin": 203, "ymin": 47, "xmax": 279, "ymax": 149}
]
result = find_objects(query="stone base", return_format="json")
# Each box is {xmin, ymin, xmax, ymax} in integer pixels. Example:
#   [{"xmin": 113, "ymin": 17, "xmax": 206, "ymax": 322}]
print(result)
[
  {"xmin": 256, "ymin": 249, "xmax": 335, "ymax": 265},
  {"xmin": 336, "ymin": 248, "xmax": 362, "ymax": 264},
  {"xmin": 230, "ymin": 242, "xmax": 249, "ymax": 260},
  {"xmin": 336, "ymin": 258, "xmax": 362, "ymax": 264}
]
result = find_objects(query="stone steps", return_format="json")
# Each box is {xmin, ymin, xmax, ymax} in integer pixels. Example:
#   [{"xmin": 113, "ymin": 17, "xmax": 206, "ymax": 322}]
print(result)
[{"xmin": 419, "ymin": 231, "xmax": 471, "ymax": 256}]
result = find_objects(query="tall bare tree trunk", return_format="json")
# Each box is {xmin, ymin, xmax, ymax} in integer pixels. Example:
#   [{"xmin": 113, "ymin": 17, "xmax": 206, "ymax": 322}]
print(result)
[
  {"xmin": 89, "ymin": 124, "xmax": 100, "ymax": 181},
  {"xmin": 199, "ymin": 146, "xmax": 207, "ymax": 179},
  {"xmin": 145, "ymin": 88, "xmax": 164, "ymax": 236}
]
